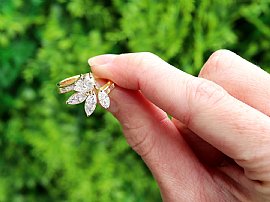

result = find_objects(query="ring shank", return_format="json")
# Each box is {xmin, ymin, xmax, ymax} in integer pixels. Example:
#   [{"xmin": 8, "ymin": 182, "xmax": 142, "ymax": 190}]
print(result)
[{"xmin": 57, "ymin": 75, "xmax": 80, "ymax": 88}]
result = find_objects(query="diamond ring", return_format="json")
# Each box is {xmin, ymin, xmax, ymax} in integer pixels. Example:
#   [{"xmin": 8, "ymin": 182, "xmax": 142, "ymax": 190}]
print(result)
[{"xmin": 57, "ymin": 72, "xmax": 115, "ymax": 117}]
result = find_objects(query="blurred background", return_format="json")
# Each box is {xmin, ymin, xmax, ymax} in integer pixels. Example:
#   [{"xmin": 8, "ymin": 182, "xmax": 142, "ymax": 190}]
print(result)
[{"xmin": 0, "ymin": 0, "xmax": 270, "ymax": 201}]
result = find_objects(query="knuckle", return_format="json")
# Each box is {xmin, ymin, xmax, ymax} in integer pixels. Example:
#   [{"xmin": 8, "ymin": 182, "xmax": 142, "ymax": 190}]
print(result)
[
  {"xmin": 253, "ymin": 181, "xmax": 270, "ymax": 197},
  {"xmin": 244, "ymin": 170, "xmax": 260, "ymax": 181},
  {"xmin": 184, "ymin": 78, "xmax": 228, "ymax": 126},
  {"xmin": 135, "ymin": 52, "xmax": 165, "ymax": 90},
  {"xmin": 122, "ymin": 122, "xmax": 156, "ymax": 158},
  {"xmin": 199, "ymin": 49, "xmax": 236, "ymax": 78},
  {"xmin": 233, "ymin": 127, "xmax": 270, "ymax": 166},
  {"xmin": 235, "ymin": 145, "xmax": 269, "ymax": 168},
  {"xmin": 187, "ymin": 78, "xmax": 228, "ymax": 107}
]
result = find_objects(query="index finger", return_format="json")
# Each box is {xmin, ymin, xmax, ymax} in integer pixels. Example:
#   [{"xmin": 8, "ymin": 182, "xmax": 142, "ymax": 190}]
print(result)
[
  {"xmin": 90, "ymin": 52, "xmax": 193, "ymax": 123},
  {"xmin": 89, "ymin": 52, "xmax": 270, "ymax": 179}
]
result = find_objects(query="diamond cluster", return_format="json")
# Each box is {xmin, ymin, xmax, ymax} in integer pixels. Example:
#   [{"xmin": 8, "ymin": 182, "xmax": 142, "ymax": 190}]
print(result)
[
  {"xmin": 74, "ymin": 74, "xmax": 94, "ymax": 93},
  {"xmin": 65, "ymin": 73, "xmax": 110, "ymax": 116}
]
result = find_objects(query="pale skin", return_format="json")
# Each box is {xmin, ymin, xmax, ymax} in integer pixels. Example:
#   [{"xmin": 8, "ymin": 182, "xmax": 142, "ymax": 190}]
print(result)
[{"xmin": 88, "ymin": 50, "xmax": 270, "ymax": 202}]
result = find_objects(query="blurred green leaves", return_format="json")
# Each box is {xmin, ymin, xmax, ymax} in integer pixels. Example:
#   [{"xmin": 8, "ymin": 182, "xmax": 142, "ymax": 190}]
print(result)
[{"xmin": 0, "ymin": 0, "xmax": 270, "ymax": 201}]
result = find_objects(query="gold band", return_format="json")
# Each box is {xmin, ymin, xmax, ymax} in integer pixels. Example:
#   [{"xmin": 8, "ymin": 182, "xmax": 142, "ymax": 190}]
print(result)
[
  {"xmin": 57, "ymin": 75, "xmax": 81, "ymax": 88},
  {"xmin": 99, "ymin": 81, "xmax": 115, "ymax": 93}
]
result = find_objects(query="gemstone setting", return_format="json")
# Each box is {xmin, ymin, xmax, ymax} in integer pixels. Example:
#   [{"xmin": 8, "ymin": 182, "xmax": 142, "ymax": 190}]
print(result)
[
  {"xmin": 98, "ymin": 90, "xmax": 110, "ymax": 109},
  {"xmin": 84, "ymin": 91, "xmax": 97, "ymax": 116},
  {"xmin": 74, "ymin": 73, "xmax": 95, "ymax": 93},
  {"xmin": 62, "ymin": 73, "xmax": 113, "ymax": 116},
  {"xmin": 66, "ymin": 92, "xmax": 88, "ymax": 105}
]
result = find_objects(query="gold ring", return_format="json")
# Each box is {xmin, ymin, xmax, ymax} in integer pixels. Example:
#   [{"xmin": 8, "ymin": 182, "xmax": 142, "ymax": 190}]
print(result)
[{"xmin": 57, "ymin": 72, "xmax": 115, "ymax": 117}]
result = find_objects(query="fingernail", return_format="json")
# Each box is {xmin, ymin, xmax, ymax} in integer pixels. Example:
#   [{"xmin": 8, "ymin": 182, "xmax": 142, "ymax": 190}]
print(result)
[{"xmin": 88, "ymin": 54, "xmax": 117, "ymax": 66}]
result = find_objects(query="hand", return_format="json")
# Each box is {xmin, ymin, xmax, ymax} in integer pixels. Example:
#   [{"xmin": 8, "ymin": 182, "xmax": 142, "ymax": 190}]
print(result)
[{"xmin": 89, "ymin": 50, "xmax": 270, "ymax": 202}]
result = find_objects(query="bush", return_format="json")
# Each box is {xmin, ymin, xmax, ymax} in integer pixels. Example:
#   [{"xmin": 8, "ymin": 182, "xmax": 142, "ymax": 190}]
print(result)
[{"xmin": 0, "ymin": 0, "xmax": 269, "ymax": 201}]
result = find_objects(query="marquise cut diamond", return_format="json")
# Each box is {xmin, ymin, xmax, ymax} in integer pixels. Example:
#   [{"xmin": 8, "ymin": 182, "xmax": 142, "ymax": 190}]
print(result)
[
  {"xmin": 74, "ymin": 73, "xmax": 95, "ymax": 93},
  {"xmin": 98, "ymin": 91, "xmax": 110, "ymax": 109},
  {"xmin": 66, "ymin": 92, "xmax": 87, "ymax": 105},
  {"xmin": 84, "ymin": 92, "xmax": 97, "ymax": 116}
]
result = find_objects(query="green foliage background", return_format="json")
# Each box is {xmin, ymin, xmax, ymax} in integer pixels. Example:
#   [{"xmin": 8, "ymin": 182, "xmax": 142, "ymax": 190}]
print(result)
[{"xmin": 0, "ymin": 0, "xmax": 270, "ymax": 201}]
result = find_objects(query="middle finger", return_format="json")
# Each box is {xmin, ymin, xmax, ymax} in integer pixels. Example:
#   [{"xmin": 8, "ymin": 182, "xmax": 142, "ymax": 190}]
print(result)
[{"xmin": 199, "ymin": 49, "xmax": 270, "ymax": 116}]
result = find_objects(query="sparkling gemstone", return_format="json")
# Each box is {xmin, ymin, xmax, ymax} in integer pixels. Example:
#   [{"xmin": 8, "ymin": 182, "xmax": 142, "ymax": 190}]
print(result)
[
  {"xmin": 98, "ymin": 90, "xmax": 110, "ymax": 109},
  {"xmin": 66, "ymin": 92, "xmax": 87, "ymax": 105},
  {"xmin": 84, "ymin": 92, "xmax": 97, "ymax": 116},
  {"xmin": 74, "ymin": 73, "xmax": 94, "ymax": 93}
]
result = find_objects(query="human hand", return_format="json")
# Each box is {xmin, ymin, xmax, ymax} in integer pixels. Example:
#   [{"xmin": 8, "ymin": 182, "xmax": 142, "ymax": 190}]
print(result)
[{"xmin": 89, "ymin": 50, "xmax": 270, "ymax": 202}]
